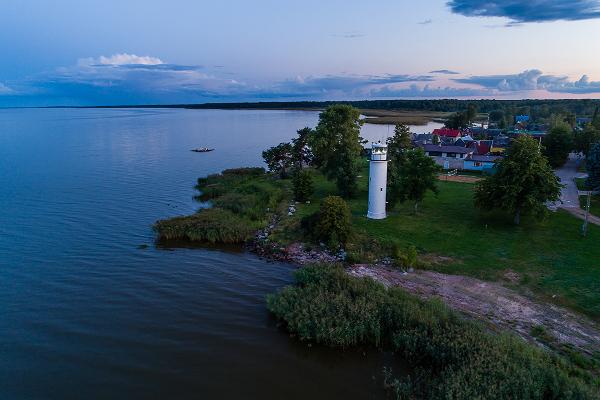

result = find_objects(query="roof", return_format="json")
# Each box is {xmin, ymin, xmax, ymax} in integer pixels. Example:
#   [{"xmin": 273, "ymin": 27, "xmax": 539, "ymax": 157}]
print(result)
[
  {"xmin": 467, "ymin": 154, "xmax": 503, "ymax": 162},
  {"xmin": 475, "ymin": 140, "xmax": 493, "ymax": 155},
  {"xmin": 432, "ymin": 128, "xmax": 461, "ymax": 138},
  {"xmin": 422, "ymin": 144, "xmax": 472, "ymax": 154}
]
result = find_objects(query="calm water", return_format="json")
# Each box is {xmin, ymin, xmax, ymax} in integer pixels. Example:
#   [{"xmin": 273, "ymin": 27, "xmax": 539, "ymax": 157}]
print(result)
[{"xmin": 0, "ymin": 108, "xmax": 440, "ymax": 399}]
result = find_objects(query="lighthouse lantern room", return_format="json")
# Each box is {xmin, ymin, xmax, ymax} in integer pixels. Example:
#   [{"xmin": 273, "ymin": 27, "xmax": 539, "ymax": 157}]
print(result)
[{"xmin": 367, "ymin": 142, "xmax": 388, "ymax": 220}]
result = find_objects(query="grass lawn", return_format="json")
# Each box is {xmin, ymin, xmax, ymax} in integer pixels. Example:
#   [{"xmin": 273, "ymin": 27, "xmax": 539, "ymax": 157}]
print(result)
[
  {"xmin": 576, "ymin": 177, "xmax": 589, "ymax": 191},
  {"xmin": 580, "ymin": 194, "xmax": 600, "ymax": 218},
  {"xmin": 284, "ymin": 167, "xmax": 600, "ymax": 320}
]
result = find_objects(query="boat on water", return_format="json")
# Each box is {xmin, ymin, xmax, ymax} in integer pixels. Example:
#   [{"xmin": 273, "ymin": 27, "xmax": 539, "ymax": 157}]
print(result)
[{"xmin": 191, "ymin": 147, "xmax": 215, "ymax": 153}]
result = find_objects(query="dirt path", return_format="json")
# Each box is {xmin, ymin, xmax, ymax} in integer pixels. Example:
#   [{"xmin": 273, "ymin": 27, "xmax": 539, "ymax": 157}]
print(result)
[
  {"xmin": 348, "ymin": 264, "xmax": 600, "ymax": 356},
  {"xmin": 438, "ymin": 174, "xmax": 482, "ymax": 183}
]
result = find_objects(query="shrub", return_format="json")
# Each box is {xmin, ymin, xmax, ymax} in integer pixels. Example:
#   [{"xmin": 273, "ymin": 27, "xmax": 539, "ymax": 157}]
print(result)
[
  {"xmin": 306, "ymin": 196, "xmax": 352, "ymax": 248},
  {"xmin": 267, "ymin": 265, "xmax": 598, "ymax": 400},
  {"xmin": 392, "ymin": 244, "xmax": 418, "ymax": 268},
  {"xmin": 292, "ymin": 169, "xmax": 314, "ymax": 202},
  {"xmin": 153, "ymin": 208, "xmax": 256, "ymax": 243}
]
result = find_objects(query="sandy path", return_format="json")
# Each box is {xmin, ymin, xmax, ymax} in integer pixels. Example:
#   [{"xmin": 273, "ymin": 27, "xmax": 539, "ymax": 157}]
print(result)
[{"xmin": 348, "ymin": 264, "xmax": 600, "ymax": 356}]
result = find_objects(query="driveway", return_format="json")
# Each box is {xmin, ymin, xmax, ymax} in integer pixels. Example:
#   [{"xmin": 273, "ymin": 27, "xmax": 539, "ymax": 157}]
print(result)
[
  {"xmin": 554, "ymin": 154, "xmax": 586, "ymax": 209},
  {"xmin": 552, "ymin": 154, "xmax": 600, "ymax": 226}
]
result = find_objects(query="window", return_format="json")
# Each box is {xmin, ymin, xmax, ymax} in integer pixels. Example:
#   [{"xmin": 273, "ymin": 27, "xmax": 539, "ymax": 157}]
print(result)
[{"xmin": 474, "ymin": 162, "xmax": 482, "ymax": 167}]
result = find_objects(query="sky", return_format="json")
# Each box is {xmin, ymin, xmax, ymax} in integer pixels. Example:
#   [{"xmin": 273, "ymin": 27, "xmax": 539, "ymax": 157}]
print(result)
[{"xmin": 1, "ymin": 0, "xmax": 600, "ymax": 106}]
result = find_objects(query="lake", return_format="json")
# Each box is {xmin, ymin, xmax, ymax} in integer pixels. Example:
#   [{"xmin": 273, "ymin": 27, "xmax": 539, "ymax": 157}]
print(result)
[{"xmin": 0, "ymin": 108, "xmax": 442, "ymax": 399}]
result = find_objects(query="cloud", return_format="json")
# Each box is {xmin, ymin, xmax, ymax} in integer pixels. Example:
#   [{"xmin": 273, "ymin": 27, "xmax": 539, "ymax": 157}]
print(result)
[
  {"xmin": 418, "ymin": 19, "xmax": 433, "ymax": 25},
  {"xmin": 13, "ymin": 53, "xmax": 246, "ymax": 105},
  {"xmin": 268, "ymin": 74, "xmax": 434, "ymax": 97},
  {"xmin": 79, "ymin": 53, "xmax": 164, "ymax": 66},
  {"xmin": 372, "ymin": 84, "xmax": 485, "ymax": 98},
  {"xmin": 430, "ymin": 69, "xmax": 460, "ymax": 75},
  {"xmin": 447, "ymin": 0, "xmax": 600, "ymax": 24},
  {"xmin": 454, "ymin": 69, "xmax": 600, "ymax": 94},
  {"xmin": 0, "ymin": 82, "xmax": 14, "ymax": 95},
  {"xmin": 331, "ymin": 31, "xmax": 366, "ymax": 38}
]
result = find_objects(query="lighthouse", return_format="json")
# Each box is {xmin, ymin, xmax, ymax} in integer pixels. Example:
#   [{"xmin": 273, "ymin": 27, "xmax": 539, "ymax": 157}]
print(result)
[{"xmin": 367, "ymin": 142, "xmax": 388, "ymax": 220}]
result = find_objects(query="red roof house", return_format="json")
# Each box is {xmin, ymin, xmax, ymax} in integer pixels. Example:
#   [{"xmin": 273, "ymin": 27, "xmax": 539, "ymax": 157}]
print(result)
[{"xmin": 432, "ymin": 128, "xmax": 461, "ymax": 139}]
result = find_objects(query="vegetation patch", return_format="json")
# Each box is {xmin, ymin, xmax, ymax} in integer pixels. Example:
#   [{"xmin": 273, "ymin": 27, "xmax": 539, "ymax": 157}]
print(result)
[
  {"xmin": 267, "ymin": 265, "xmax": 599, "ymax": 399},
  {"xmin": 154, "ymin": 167, "xmax": 288, "ymax": 244}
]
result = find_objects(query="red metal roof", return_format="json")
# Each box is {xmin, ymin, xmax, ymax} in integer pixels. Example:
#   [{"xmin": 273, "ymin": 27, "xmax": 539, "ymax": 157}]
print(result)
[{"xmin": 432, "ymin": 128, "xmax": 461, "ymax": 138}]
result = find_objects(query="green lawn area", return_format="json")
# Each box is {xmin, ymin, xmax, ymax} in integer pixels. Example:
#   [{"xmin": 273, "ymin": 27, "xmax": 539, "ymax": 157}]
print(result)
[
  {"xmin": 580, "ymin": 194, "xmax": 600, "ymax": 218},
  {"xmin": 576, "ymin": 177, "xmax": 589, "ymax": 191},
  {"xmin": 285, "ymin": 167, "xmax": 600, "ymax": 320}
]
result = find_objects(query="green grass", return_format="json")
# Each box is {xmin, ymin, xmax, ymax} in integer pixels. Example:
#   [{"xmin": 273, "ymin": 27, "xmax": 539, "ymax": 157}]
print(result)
[
  {"xmin": 268, "ymin": 265, "xmax": 600, "ymax": 399},
  {"xmin": 580, "ymin": 194, "xmax": 600, "ymax": 218},
  {"xmin": 576, "ymin": 177, "xmax": 589, "ymax": 191},
  {"xmin": 275, "ymin": 165, "xmax": 600, "ymax": 320},
  {"xmin": 154, "ymin": 168, "xmax": 290, "ymax": 244}
]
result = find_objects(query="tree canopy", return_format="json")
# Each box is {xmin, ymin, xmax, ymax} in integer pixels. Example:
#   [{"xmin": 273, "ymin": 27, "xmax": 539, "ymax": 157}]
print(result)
[
  {"xmin": 310, "ymin": 105, "xmax": 364, "ymax": 198},
  {"xmin": 262, "ymin": 142, "xmax": 293, "ymax": 178},
  {"xmin": 587, "ymin": 142, "xmax": 600, "ymax": 191},
  {"xmin": 574, "ymin": 124, "xmax": 600, "ymax": 157},
  {"xmin": 544, "ymin": 122, "xmax": 573, "ymax": 168},
  {"xmin": 475, "ymin": 135, "xmax": 562, "ymax": 225},
  {"xmin": 386, "ymin": 124, "xmax": 414, "ymax": 208},
  {"xmin": 389, "ymin": 148, "xmax": 440, "ymax": 213}
]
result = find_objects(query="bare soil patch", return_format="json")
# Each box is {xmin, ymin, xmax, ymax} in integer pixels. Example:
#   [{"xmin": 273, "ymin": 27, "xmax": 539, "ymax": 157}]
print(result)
[{"xmin": 348, "ymin": 264, "xmax": 600, "ymax": 356}]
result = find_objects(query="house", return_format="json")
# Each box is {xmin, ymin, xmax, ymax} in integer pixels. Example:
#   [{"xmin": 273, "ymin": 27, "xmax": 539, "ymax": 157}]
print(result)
[
  {"xmin": 515, "ymin": 115, "xmax": 530, "ymax": 123},
  {"xmin": 577, "ymin": 117, "xmax": 592, "ymax": 126},
  {"xmin": 421, "ymin": 143, "xmax": 473, "ymax": 170},
  {"xmin": 475, "ymin": 140, "xmax": 494, "ymax": 155},
  {"xmin": 464, "ymin": 154, "xmax": 502, "ymax": 172},
  {"xmin": 432, "ymin": 128, "xmax": 461, "ymax": 142}
]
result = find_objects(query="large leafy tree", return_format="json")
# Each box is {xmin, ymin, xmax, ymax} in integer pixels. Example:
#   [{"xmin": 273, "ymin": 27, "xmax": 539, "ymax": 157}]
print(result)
[
  {"xmin": 587, "ymin": 142, "xmax": 600, "ymax": 191},
  {"xmin": 445, "ymin": 104, "xmax": 478, "ymax": 129},
  {"xmin": 391, "ymin": 148, "xmax": 440, "ymax": 213},
  {"xmin": 543, "ymin": 122, "xmax": 573, "ymax": 168},
  {"xmin": 291, "ymin": 127, "xmax": 314, "ymax": 169},
  {"xmin": 310, "ymin": 105, "xmax": 364, "ymax": 198},
  {"xmin": 475, "ymin": 135, "xmax": 562, "ymax": 225},
  {"xmin": 574, "ymin": 124, "xmax": 600, "ymax": 157},
  {"xmin": 386, "ymin": 124, "xmax": 413, "ymax": 208},
  {"xmin": 262, "ymin": 142, "xmax": 293, "ymax": 178}
]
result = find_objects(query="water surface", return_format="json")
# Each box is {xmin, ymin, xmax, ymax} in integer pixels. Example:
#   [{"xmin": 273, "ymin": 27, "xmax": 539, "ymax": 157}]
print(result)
[{"xmin": 0, "ymin": 108, "xmax": 439, "ymax": 399}]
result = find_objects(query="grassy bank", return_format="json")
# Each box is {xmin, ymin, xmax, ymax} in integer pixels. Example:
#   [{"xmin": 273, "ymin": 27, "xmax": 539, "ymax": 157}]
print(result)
[
  {"xmin": 360, "ymin": 109, "xmax": 449, "ymax": 125},
  {"xmin": 154, "ymin": 168, "xmax": 289, "ymax": 243},
  {"xmin": 271, "ymin": 165, "xmax": 600, "ymax": 320},
  {"xmin": 155, "ymin": 164, "xmax": 600, "ymax": 319},
  {"xmin": 267, "ymin": 264, "xmax": 600, "ymax": 399}
]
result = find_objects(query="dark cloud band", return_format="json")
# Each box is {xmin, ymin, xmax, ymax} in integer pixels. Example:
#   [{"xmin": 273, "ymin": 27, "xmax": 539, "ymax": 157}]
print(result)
[{"xmin": 447, "ymin": 0, "xmax": 600, "ymax": 23}]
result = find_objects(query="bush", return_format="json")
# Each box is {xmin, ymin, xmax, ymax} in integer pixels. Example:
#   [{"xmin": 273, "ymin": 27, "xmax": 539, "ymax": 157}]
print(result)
[
  {"xmin": 305, "ymin": 196, "xmax": 352, "ymax": 248},
  {"xmin": 267, "ymin": 265, "xmax": 598, "ymax": 400},
  {"xmin": 156, "ymin": 167, "xmax": 286, "ymax": 244},
  {"xmin": 292, "ymin": 169, "xmax": 314, "ymax": 202},
  {"xmin": 154, "ymin": 208, "xmax": 256, "ymax": 243},
  {"xmin": 392, "ymin": 244, "xmax": 418, "ymax": 268}
]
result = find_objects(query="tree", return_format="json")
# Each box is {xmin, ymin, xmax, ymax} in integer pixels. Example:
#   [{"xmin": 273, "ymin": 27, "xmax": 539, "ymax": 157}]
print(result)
[
  {"xmin": 262, "ymin": 142, "xmax": 293, "ymax": 178},
  {"xmin": 386, "ymin": 124, "xmax": 413, "ymax": 208},
  {"xmin": 574, "ymin": 124, "xmax": 600, "ymax": 157},
  {"xmin": 489, "ymin": 110, "xmax": 504, "ymax": 123},
  {"xmin": 587, "ymin": 142, "xmax": 600, "ymax": 191},
  {"xmin": 445, "ymin": 104, "xmax": 478, "ymax": 129},
  {"xmin": 291, "ymin": 127, "xmax": 313, "ymax": 169},
  {"xmin": 311, "ymin": 196, "xmax": 352, "ymax": 248},
  {"xmin": 310, "ymin": 105, "xmax": 364, "ymax": 198},
  {"xmin": 292, "ymin": 169, "xmax": 314, "ymax": 202},
  {"xmin": 390, "ymin": 148, "xmax": 440, "ymax": 213},
  {"xmin": 475, "ymin": 135, "xmax": 562, "ymax": 225},
  {"xmin": 544, "ymin": 122, "xmax": 573, "ymax": 168}
]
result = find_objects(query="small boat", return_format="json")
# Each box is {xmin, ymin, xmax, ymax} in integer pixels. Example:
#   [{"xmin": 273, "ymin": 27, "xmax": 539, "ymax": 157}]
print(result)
[{"xmin": 191, "ymin": 147, "xmax": 215, "ymax": 153}]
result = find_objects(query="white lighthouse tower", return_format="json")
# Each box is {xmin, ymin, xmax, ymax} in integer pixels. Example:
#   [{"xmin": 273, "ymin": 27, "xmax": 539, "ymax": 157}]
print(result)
[{"xmin": 367, "ymin": 142, "xmax": 388, "ymax": 220}]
